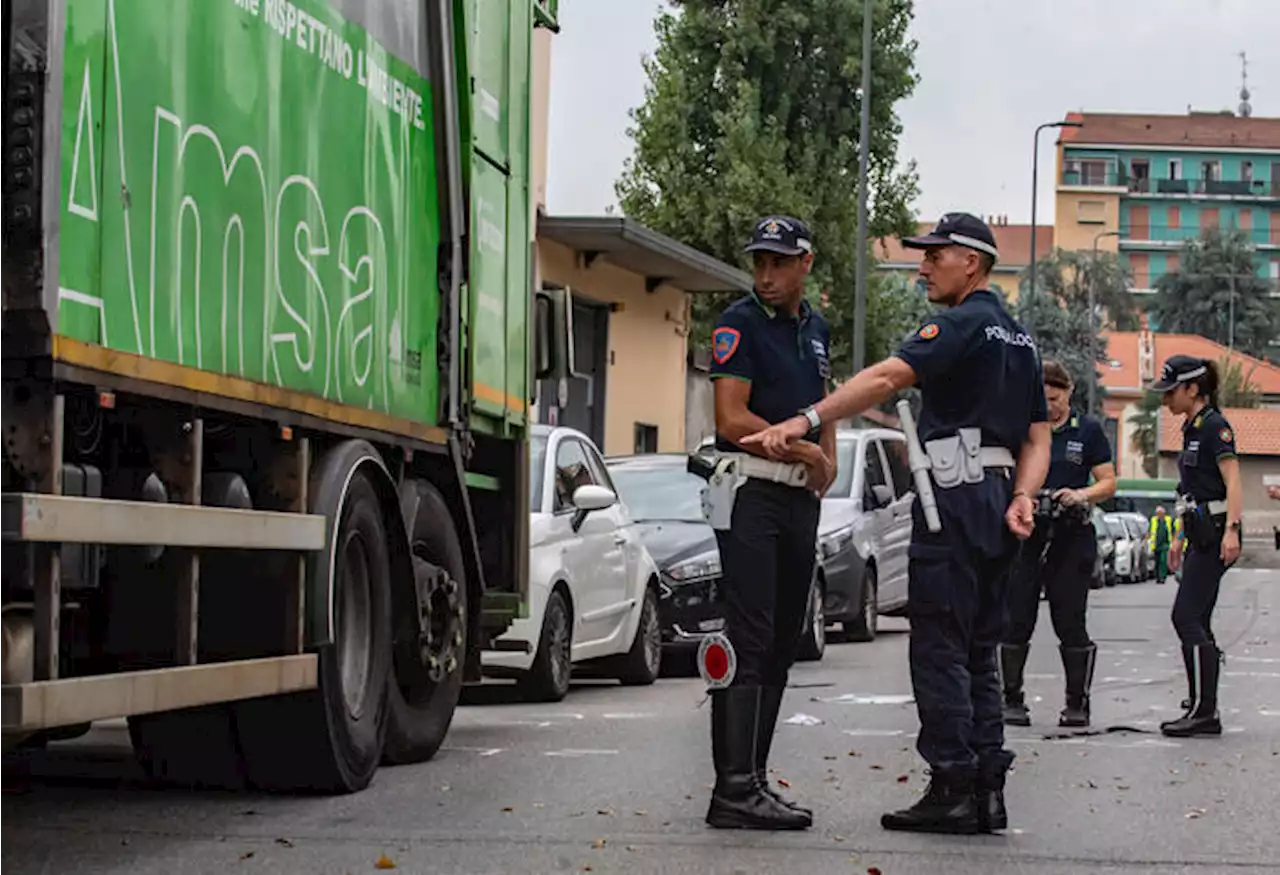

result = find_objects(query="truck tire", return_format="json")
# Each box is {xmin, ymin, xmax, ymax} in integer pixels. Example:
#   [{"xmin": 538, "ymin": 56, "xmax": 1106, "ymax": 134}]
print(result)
[
  {"xmin": 237, "ymin": 464, "xmax": 392, "ymax": 793},
  {"xmin": 613, "ymin": 585, "xmax": 661, "ymax": 686},
  {"xmin": 383, "ymin": 480, "xmax": 467, "ymax": 765},
  {"xmin": 518, "ymin": 589, "xmax": 572, "ymax": 702}
]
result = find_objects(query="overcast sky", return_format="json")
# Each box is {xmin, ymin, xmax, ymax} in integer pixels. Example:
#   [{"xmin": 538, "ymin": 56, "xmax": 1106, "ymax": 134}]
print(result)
[{"xmin": 545, "ymin": 0, "xmax": 1280, "ymax": 228}]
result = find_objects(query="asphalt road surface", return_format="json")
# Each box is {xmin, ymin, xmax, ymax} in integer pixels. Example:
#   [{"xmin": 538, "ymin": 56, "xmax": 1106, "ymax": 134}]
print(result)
[{"xmin": 5, "ymin": 569, "xmax": 1280, "ymax": 875}]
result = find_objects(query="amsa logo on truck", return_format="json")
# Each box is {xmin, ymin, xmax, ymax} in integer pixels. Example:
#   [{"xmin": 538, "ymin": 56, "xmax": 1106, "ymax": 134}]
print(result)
[{"xmin": 60, "ymin": 0, "xmax": 437, "ymax": 415}]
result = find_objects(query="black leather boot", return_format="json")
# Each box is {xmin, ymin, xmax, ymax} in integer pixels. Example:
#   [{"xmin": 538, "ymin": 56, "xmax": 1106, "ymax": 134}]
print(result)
[
  {"xmin": 706, "ymin": 687, "xmax": 812, "ymax": 830},
  {"xmin": 1059, "ymin": 644, "xmax": 1096, "ymax": 728},
  {"xmin": 1000, "ymin": 644, "xmax": 1031, "ymax": 726},
  {"xmin": 974, "ymin": 770, "xmax": 1009, "ymax": 833},
  {"xmin": 881, "ymin": 771, "xmax": 980, "ymax": 834},
  {"xmin": 756, "ymin": 685, "xmax": 812, "ymax": 817},
  {"xmin": 1162, "ymin": 644, "xmax": 1223, "ymax": 738}
]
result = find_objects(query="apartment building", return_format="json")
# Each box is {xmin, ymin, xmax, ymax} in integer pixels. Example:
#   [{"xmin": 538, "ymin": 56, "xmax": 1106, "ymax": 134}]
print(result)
[{"xmin": 1053, "ymin": 111, "xmax": 1280, "ymax": 297}]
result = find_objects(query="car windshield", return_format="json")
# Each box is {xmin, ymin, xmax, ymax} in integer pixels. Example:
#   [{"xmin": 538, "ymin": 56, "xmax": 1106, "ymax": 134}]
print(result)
[
  {"xmin": 607, "ymin": 461, "xmax": 705, "ymax": 522},
  {"xmin": 529, "ymin": 434, "xmax": 547, "ymax": 513},
  {"xmin": 827, "ymin": 436, "xmax": 859, "ymax": 498},
  {"xmin": 1105, "ymin": 518, "xmax": 1127, "ymax": 539}
]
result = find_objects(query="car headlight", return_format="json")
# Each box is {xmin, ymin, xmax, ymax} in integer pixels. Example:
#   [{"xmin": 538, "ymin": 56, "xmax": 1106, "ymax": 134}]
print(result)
[
  {"xmin": 820, "ymin": 524, "xmax": 855, "ymax": 559},
  {"xmin": 665, "ymin": 551, "xmax": 721, "ymax": 583}
]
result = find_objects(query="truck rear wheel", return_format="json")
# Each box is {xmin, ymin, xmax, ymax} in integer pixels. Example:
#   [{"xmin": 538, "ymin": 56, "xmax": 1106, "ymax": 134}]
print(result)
[
  {"xmin": 237, "ymin": 463, "xmax": 392, "ymax": 793},
  {"xmin": 383, "ymin": 480, "xmax": 467, "ymax": 765}
]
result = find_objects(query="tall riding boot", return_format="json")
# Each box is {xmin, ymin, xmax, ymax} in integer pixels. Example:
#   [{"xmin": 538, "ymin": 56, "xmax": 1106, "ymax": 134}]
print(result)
[
  {"xmin": 881, "ymin": 771, "xmax": 980, "ymax": 835},
  {"xmin": 999, "ymin": 644, "xmax": 1031, "ymax": 726},
  {"xmin": 974, "ymin": 766, "xmax": 1009, "ymax": 833},
  {"xmin": 756, "ymin": 685, "xmax": 812, "ymax": 817},
  {"xmin": 706, "ymin": 687, "xmax": 812, "ymax": 830},
  {"xmin": 1059, "ymin": 644, "xmax": 1097, "ymax": 728},
  {"xmin": 1162, "ymin": 644, "xmax": 1223, "ymax": 737}
]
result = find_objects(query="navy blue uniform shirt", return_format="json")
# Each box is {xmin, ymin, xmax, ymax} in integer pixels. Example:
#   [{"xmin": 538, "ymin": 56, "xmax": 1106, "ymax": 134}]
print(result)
[
  {"xmin": 709, "ymin": 292, "xmax": 830, "ymax": 453},
  {"xmin": 1178, "ymin": 406, "xmax": 1237, "ymax": 503},
  {"xmin": 1046, "ymin": 413, "xmax": 1112, "ymax": 490},
  {"xmin": 894, "ymin": 289, "xmax": 1048, "ymax": 452}
]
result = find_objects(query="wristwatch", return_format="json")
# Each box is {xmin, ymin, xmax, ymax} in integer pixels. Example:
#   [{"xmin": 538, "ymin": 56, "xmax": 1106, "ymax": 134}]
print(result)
[
  {"xmin": 802, "ymin": 406, "xmax": 822, "ymax": 430},
  {"xmin": 1228, "ymin": 520, "xmax": 1242, "ymax": 534}
]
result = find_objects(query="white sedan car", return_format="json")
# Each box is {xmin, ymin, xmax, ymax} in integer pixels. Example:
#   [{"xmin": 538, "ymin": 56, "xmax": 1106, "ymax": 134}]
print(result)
[{"xmin": 482, "ymin": 425, "xmax": 663, "ymax": 701}]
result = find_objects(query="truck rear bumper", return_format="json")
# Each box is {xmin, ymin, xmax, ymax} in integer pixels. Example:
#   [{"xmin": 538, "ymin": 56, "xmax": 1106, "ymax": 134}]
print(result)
[{"xmin": 2, "ymin": 654, "xmax": 316, "ymax": 733}]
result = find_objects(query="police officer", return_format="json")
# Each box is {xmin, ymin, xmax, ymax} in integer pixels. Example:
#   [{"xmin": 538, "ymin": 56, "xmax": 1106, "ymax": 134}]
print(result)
[
  {"xmin": 1000, "ymin": 359, "xmax": 1116, "ymax": 729},
  {"xmin": 702, "ymin": 215, "xmax": 836, "ymax": 831},
  {"xmin": 1148, "ymin": 355, "xmax": 1244, "ymax": 738},
  {"xmin": 744, "ymin": 212, "xmax": 1050, "ymax": 835}
]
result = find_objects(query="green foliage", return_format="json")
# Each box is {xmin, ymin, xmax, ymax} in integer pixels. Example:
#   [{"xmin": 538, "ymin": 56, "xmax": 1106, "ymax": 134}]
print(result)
[
  {"xmin": 615, "ymin": 0, "xmax": 921, "ymax": 361},
  {"xmin": 1022, "ymin": 248, "xmax": 1139, "ymax": 331},
  {"xmin": 1128, "ymin": 391, "xmax": 1162, "ymax": 478},
  {"xmin": 1148, "ymin": 228, "xmax": 1279, "ymax": 359},
  {"xmin": 1013, "ymin": 292, "xmax": 1107, "ymax": 416},
  {"xmin": 1216, "ymin": 354, "xmax": 1261, "ymax": 408}
]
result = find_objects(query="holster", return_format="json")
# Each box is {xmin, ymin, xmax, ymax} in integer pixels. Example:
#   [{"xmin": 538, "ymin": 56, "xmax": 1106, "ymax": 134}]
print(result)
[
  {"xmin": 924, "ymin": 428, "xmax": 985, "ymax": 489},
  {"xmin": 1182, "ymin": 509, "xmax": 1224, "ymax": 553}
]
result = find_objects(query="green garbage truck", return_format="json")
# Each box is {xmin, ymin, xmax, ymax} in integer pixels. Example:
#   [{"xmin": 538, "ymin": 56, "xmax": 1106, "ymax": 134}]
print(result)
[{"xmin": 2, "ymin": 0, "xmax": 567, "ymax": 792}]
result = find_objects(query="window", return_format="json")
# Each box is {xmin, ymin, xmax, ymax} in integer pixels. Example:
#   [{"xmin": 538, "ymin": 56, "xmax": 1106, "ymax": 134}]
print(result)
[
  {"xmin": 633, "ymin": 422, "xmax": 658, "ymax": 454},
  {"xmin": 607, "ymin": 461, "xmax": 704, "ymax": 523},
  {"xmin": 1201, "ymin": 160, "xmax": 1220, "ymax": 182},
  {"xmin": 827, "ymin": 437, "xmax": 859, "ymax": 498},
  {"xmin": 583, "ymin": 443, "xmax": 617, "ymax": 494},
  {"xmin": 1242, "ymin": 161, "xmax": 1254, "ymax": 183},
  {"xmin": 1168, "ymin": 159, "xmax": 1182, "ymax": 180},
  {"xmin": 862, "ymin": 440, "xmax": 889, "ymax": 505},
  {"xmin": 1077, "ymin": 199, "xmax": 1106, "ymax": 225},
  {"xmin": 1129, "ymin": 253, "xmax": 1150, "ymax": 289},
  {"xmin": 1080, "ymin": 159, "xmax": 1110, "ymax": 186},
  {"xmin": 1201, "ymin": 208, "xmax": 1219, "ymax": 232},
  {"xmin": 553, "ymin": 438, "xmax": 595, "ymax": 512},
  {"xmin": 1131, "ymin": 159, "xmax": 1150, "ymax": 181},
  {"xmin": 529, "ymin": 435, "xmax": 548, "ymax": 512},
  {"xmin": 1168, "ymin": 206, "xmax": 1180, "ymax": 230},
  {"xmin": 1129, "ymin": 205, "xmax": 1149, "ymax": 239},
  {"xmin": 881, "ymin": 437, "xmax": 915, "ymax": 500}
]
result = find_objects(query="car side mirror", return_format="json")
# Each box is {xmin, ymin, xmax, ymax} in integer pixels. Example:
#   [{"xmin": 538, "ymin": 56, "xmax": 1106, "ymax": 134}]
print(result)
[
  {"xmin": 869, "ymin": 484, "xmax": 894, "ymax": 509},
  {"xmin": 570, "ymin": 484, "xmax": 616, "ymax": 531}
]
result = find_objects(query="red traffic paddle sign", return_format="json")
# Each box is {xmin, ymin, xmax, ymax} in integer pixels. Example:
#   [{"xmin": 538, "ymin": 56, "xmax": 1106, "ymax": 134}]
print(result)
[{"xmin": 698, "ymin": 632, "xmax": 737, "ymax": 690}]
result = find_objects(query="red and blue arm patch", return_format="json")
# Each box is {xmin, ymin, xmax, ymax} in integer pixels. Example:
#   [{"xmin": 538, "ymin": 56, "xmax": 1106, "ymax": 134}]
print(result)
[{"xmin": 713, "ymin": 327, "xmax": 742, "ymax": 364}]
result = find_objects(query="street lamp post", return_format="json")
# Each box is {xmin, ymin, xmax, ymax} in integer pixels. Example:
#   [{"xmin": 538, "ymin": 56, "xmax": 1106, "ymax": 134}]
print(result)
[
  {"xmin": 1029, "ymin": 119, "xmax": 1083, "ymax": 301},
  {"xmin": 1089, "ymin": 229, "xmax": 1122, "ymax": 415}
]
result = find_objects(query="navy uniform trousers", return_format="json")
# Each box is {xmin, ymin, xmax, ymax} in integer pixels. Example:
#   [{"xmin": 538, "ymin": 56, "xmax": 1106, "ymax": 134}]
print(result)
[
  {"xmin": 714, "ymin": 479, "xmax": 821, "ymax": 687},
  {"xmin": 906, "ymin": 473, "xmax": 1018, "ymax": 782}
]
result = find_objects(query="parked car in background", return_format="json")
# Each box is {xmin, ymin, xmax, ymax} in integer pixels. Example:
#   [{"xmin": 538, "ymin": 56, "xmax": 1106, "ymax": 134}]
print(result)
[
  {"xmin": 482, "ymin": 426, "xmax": 663, "ymax": 701},
  {"xmin": 1116, "ymin": 512, "xmax": 1155, "ymax": 581},
  {"xmin": 817, "ymin": 428, "xmax": 915, "ymax": 641},
  {"xmin": 604, "ymin": 453, "xmax": 827, "ymax": 662},
  {"xmin": 1103, "ymin": 512, "xmax": 1140, "ymax": 584},
  {"xmin": 1091, "ymin": 507, "xmax": 1115, "ymax": 588}
]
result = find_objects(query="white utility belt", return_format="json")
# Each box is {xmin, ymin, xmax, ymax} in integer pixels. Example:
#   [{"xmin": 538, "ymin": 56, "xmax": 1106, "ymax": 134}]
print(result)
[
  {"xmin": 1176, "ymin": 497, "xmax": 1227, "ymax": 516},
  {"xmin": 699, "ymin": 453, "xmax": 808, "ymax": 531},
  {"xmin": 724, "ymin": 453, "xmax": 809, "ymax": 488},
  {"xmin": 918, "ymin": 428, "xmax": 1015, "ymax": 490}
]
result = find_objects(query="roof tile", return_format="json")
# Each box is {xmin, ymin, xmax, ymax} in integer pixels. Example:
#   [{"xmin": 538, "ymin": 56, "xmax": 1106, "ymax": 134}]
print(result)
[
  {"xmin": 1159, "ymin": 406, "xmax": 1280, "ymax": 456},
  {"xmin": 1060, "ymin": 111, "xmax": 1280, "ymax": 151}
]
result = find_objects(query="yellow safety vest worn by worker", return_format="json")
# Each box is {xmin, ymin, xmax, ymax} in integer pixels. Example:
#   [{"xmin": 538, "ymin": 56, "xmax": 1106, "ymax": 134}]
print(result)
[{"xmin": 1148, "ymin": 515, "xmax": 1180, "ymax": 550}]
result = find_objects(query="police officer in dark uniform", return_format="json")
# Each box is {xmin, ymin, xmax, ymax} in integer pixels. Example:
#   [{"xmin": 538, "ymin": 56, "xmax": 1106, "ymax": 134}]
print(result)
[
  {"xmin": 1148, "ymin": 355, "xmax": 1244, "ymax": 738},
  {"xmin": 1000, "ymin": 359, "xmax": 1116, "ymax": 729},
  {"xmin": 745, "ymin": 212, "xmax": 1050, "ymax": 835},
  {"xmin": 702, "ymin": 215, "xmax": 836, "ymax": 830}
]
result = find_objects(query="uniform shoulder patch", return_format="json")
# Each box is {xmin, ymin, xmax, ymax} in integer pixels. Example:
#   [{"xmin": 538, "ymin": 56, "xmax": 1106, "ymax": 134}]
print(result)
[
  {"xmin": 712, "ymin": 327, "xmax": 742, "ymax": 364},
  {"xmin": 918, "ymin": 323, "xmax": 940, "ymax": 340},
  {"xmin": 1220, "ymin": 427, "xmax": 1233, "ymax": 443}
]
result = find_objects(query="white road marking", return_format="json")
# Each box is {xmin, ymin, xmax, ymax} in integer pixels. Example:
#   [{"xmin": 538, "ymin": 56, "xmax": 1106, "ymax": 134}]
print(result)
[
  {"xmin": 602, "ymin": 712, "xmax": 655, "ymax": 720},
  {"xmin": 814, "ymin": 694, "xmax": 915, "ymax": 705},
  {"xmin": 441, "ymin": 746, "xmax": 506, "ymax": 756},
  {"xmin": 544, "ymin": 749, "xmax": 618, "ymax": 757},
  {"xmin": 842, "ymin": 729, "xmax": 906, "ymax": 737}
]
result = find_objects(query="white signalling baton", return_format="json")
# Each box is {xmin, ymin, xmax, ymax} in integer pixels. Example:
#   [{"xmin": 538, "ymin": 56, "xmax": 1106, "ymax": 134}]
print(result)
[{"xmin": 896, "ymin": 398, "xmax": 941, "ymax": 533}]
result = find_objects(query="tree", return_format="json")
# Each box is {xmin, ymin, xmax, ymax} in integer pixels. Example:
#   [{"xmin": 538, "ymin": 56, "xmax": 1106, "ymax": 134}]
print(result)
[
  {"xmin": 1128, "ymin": 391, "xmax": 1162, "ymax": 478},
  {"xmin": 615, "ymin": 0, "xmax": 921, "ymax": 362},
  {"xmin": 1013, "ymin": 292, "xmax": 1107, "ymax": 416},
  {"xmin": 1148, "ymin": 228, "xmax": 1279, "ymax": 359},
  {"xmin": 1216, "ymin": 354, "xmax": 1262, "ymax": 408},
  {"xmin": 1023, "ymin": 248, "xmax": 1139, "ymax": 331}
]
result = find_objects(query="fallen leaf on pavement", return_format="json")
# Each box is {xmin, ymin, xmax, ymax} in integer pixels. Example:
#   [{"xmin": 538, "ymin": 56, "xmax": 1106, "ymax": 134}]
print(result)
[
  {"xmin": 375, "ymin": 853, "xmax": 397, "ymax": 870},
  {"xmin": 597, "ymin": 808, "xmax": 614, "ymax": 816},
  {"xmin": 868, "ymin": 867, "xmax": 883, "ymax": 875},
  {"xmin": 239, "ymin": 852, "xmax": 255, "ymax": 861},
  {"xmin": 591, "ymin": 839, "xmax": 606, "ymax": 849},
  {"xmin": 633, "ymin": 809, "xmax": 648, "ymax": 816},
  {"xmin": 824, "ymin": 755, "xmax": 837, "ymax": 761},
  {"xmin": 896, "ymin": 775, "xmax": 909, "ymax": 783},
  {"xmin": 625, "ymin": 845, "xmax": 637, "ymax": 852},
  {"xmin": 848, "ymin": 750, "xmax": 860, "ymax": 757},
  {"xmin": 833, "ymin": 835, "xmax": 845, "ymax": 843},
  {"xmin": 870, "ymin": 764, "xmax": 884, "ymax": 770},
  {"xmin": 777, "ymin": 778, "xmax": 791, "ymax": 788},
  {"xmin": 275, "ymin": 838, "xmax": 294, "ymax": 848},
  {"xmin": 501, "ymin": 806, "xmax": 514, "ymax": 813}
]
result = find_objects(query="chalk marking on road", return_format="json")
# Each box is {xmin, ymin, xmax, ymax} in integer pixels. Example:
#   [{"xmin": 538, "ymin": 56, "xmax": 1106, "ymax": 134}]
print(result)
[
  {"xmin": 601, "ymin": 712, "xmax": 655, "ymax": 720},
  {"xmin": 1233, "ymin": 656, "xmax": 1280, "ymax": 664},
  {"xmin": 812, "ymin": 693, "xmax": 915, "ymax": 705},
  {"xmin": 1025, "ymin": 673, "xmax": 1058, "ymax": 680},
  {"xmin": 1225, "ymin": 671, "xmax": 1280, "ymax": 679},
  {"xmin": 543, "ymin": 749, "xmax": 618, "ymax": 757},
  {"xmin": 523, "ymin": 712, "xmax": 585, "ymax": 721},
  {"xmin": 842, "ymin": 729, "xmax": 905, "ymax": 737},
  {"xmin": 1258, "ymin": 708, "xmax": 1280, "ymax": 717}
]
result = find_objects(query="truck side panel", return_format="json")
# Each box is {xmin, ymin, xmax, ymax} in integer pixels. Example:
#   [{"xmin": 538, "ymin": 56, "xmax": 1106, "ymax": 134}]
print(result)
[{"xmin": 56, "ymin": 0, "xmax": 442, "ymax": 424}]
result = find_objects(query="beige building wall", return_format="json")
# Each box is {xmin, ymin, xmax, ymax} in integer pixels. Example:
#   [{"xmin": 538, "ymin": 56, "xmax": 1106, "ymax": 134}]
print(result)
[
  {"xmin": 530, "ymin": 27, "xmax": 553, "ymax": 217},
  {"xmin": 538, "ymin": 239, "xmax": 692, "ymax": 456},
  {"xmin": 1053, "ymin": 190, "xmax": 1122, "ymax": 253}
]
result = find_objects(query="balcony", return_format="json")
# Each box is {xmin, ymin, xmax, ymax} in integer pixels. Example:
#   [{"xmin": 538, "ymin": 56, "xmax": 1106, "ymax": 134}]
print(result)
[
  {"xmin": 1061, "ymin": 169, "xmax": 1279, "ymax": 200},
  {"xmin": 1118, "ymin": 225, "xmax": 1280, "ymax": 249}
]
